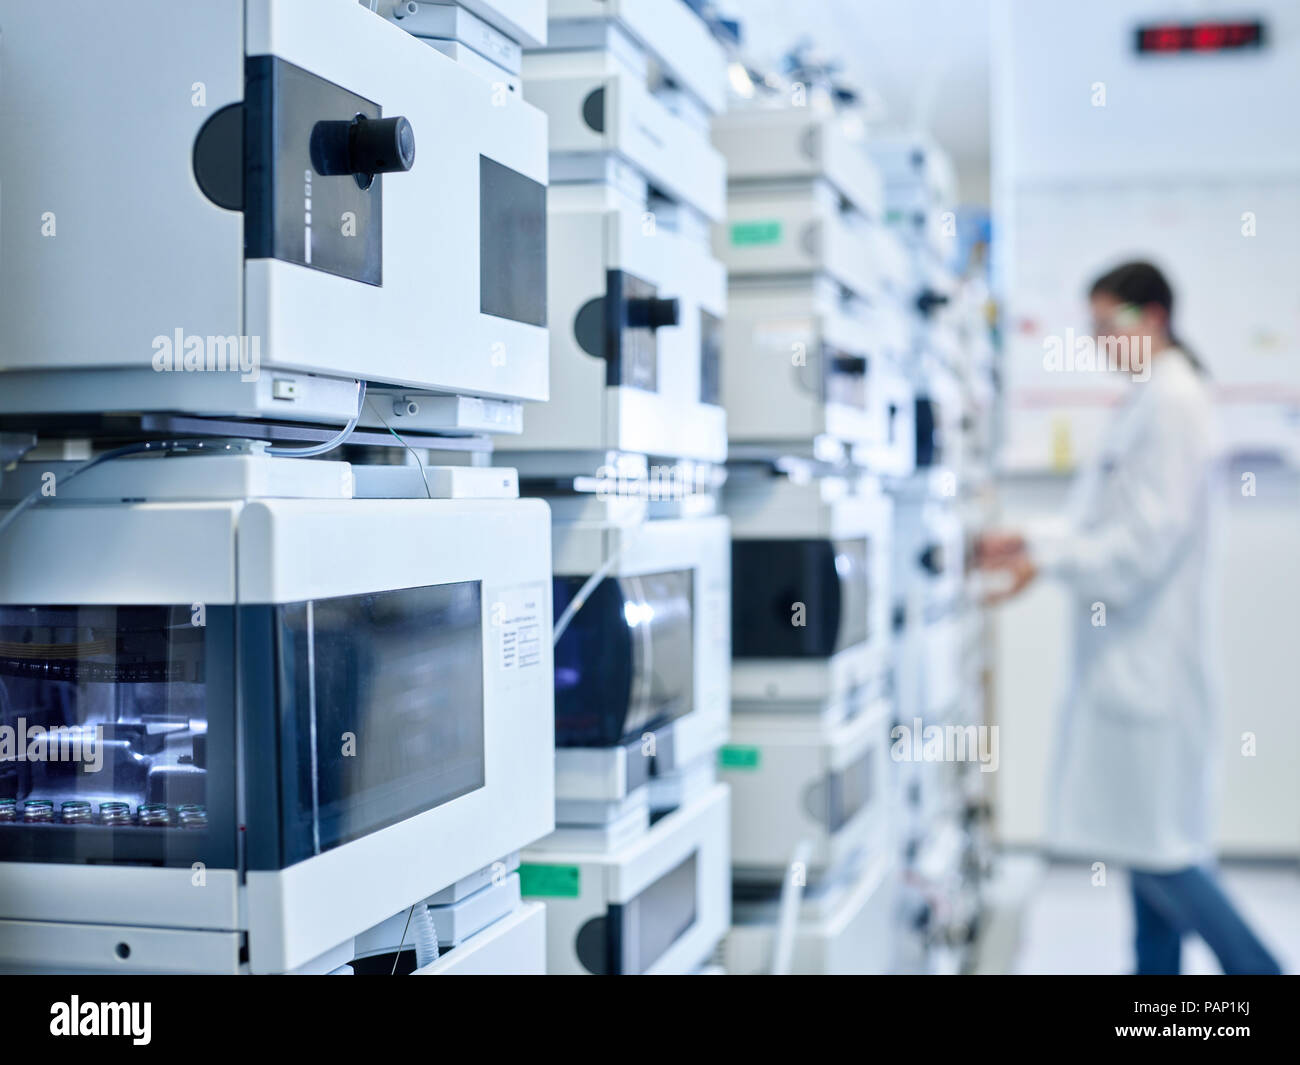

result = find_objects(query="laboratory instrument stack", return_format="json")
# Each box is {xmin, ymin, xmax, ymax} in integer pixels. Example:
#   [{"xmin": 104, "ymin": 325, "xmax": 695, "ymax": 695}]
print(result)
[
  {"xmin": 869, "ymin": 133, "xmax": 997, "ymax": 974},
  {"xmin": 498, "ymin": 0, "xmax": 734, "ymax": 975},
  {"xmin": 0, "ymin": 0, "xmax": 558, "ymax": 975},
  {"xmin": 710, "ymin": 59, "xmax": 911, "ymax": 973}
]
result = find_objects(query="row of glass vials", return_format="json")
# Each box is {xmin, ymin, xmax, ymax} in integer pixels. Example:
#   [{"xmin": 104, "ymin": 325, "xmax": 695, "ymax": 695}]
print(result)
[{"xmin": 0, "ymin": 799, "xmax": 208, "ymax": 828}]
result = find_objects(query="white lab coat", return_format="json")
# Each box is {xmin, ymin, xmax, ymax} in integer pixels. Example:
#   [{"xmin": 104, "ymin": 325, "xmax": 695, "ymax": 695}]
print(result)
[{"xmin": 1027, "ymin": 348, "xmax": 1218, "ymax": 872}]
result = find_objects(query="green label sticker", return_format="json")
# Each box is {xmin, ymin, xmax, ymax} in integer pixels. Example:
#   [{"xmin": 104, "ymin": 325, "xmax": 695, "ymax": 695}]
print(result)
[
  {"xmin": 718, "ymin": 744, "xmax": 761, "ymax": 770},
  {"xmin": 519, "ymin": 863, "xmax": 581, "ymax": 898},
  {"xmin": 730, "ymin": 220, "xmax": 782, "ymax": 246}
]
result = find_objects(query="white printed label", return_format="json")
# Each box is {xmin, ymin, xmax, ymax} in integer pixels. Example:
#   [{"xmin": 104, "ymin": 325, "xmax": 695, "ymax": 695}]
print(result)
[{"xmin": 493, "ymin": 582, "xmax": 544, "ymax": 671}]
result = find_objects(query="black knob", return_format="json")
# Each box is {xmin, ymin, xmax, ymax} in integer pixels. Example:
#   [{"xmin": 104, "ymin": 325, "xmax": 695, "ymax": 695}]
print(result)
[
  {"xmin": 831, "ymin": 353, "xmax": 868, "ymax": 376},
  {"xmin": 917, "ymin": 288, "xmax": 949, "ymax": 316},
  {"xmin": 310, "ymin": 115, "xmax": 416, "ymax": 190},
  {"xmin": 349, "ymin": 116, "xmax": 415, "ymax": 188},
  {"xmin": 919, "ymin": 544, "xmax": 944, "ymax": 575},
  {"xmin": 627, "ymin": 296, "xmax": 680, "ymax": 330}
]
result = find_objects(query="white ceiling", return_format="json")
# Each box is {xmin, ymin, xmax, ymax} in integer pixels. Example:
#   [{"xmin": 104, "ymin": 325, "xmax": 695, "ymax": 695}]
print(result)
[{"xmin": 718, "ymin": 0, "xmax": 991, "ymax": 190}]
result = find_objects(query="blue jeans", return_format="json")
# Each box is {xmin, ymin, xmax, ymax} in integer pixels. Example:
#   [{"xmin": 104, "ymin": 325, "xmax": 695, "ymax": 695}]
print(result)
[{"xmin": 1130, "ymin": 865, "xmax": 1283, "ymax": 975}]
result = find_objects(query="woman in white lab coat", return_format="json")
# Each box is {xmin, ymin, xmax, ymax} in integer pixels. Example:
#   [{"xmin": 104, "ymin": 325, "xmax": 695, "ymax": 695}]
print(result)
[{"xmin": 979, "ymin": 261, "xmax": 1281, "ymax": 975}]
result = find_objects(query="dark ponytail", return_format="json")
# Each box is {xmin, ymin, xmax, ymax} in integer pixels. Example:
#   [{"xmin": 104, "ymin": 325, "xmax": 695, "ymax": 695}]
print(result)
[{"xmin": 1089, "ymin": 260, "xmax": 1206, "ymax": 374}]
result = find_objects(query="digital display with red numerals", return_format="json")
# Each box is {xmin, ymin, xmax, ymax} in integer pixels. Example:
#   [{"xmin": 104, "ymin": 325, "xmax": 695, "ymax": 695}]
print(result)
[{"xmin": 1135, "ymin": 20, "xmax": 1265, "ymax": 54}]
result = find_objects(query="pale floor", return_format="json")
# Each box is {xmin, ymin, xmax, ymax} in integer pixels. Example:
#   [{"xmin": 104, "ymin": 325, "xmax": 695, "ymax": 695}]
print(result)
[{"xmin": 1012, "ymin": 861, "xmax": 1300, "ymax": 975}]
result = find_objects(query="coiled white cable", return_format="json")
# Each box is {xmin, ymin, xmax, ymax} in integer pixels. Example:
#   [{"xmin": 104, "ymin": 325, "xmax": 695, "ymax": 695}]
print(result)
[{"xmin": 412, "ymin": 903, "xmax": 440, "ymax": 969}]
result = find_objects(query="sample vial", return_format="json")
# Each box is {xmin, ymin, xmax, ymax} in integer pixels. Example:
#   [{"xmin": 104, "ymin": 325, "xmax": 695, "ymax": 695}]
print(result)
[
  {"xmin": 138, "ymin": 803, "xmax": 171, "ymax": 826},
  {"xmin": 177, "ymin": 804, "xmax": 208, "ymax": 830},
  {"xmin": 60, "ymin": 800, "xmax": 92, "ymax": 824},
  {"xmin": 99, "ymin": 801, "xmax": 131, "ymax": 825},
  {"xmin": 0, "ymin": 799, "xmax": 16, "ymax": 822},
  {"xmin": 22, "ymin": 799, "xmax": 54, "ymax": 822}
]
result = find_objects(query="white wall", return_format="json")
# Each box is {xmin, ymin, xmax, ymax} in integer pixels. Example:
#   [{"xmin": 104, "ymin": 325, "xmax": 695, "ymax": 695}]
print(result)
[
  {"xmin": 992, "ymin": 0, "xmax": 1300, "ymax": 470},
  {"xmin": 996, "ymin": 0, "xmax": 1300, "ymax": 186},
  {"xmin": 1212, "ymin": 462, "xmax": 1300, "ymax": 854}
]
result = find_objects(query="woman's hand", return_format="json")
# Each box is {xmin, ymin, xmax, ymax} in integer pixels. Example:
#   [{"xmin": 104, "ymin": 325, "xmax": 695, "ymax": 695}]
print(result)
[
  {"xmin": 974, "ymin": 529, "xmax": 1038, "ymax": 604},
  {"xmin": 982, "ymin": 549, "xmax": 1038, "ymax": 605},
  {"xmin": 975, "ymin": 529, "xmax": 1026, "ymax": 567}
]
